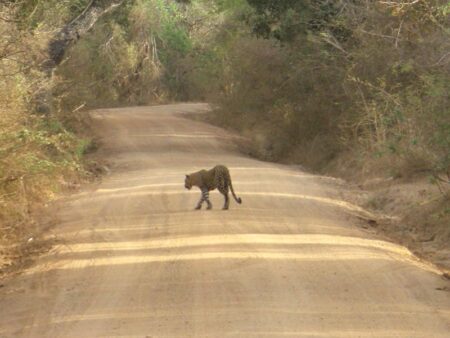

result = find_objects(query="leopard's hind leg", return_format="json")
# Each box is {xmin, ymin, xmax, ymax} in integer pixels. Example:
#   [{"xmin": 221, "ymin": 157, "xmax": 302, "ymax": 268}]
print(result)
[{"xmin": 218, "ymin": 184, "xmax": 230, "ymax": 210}]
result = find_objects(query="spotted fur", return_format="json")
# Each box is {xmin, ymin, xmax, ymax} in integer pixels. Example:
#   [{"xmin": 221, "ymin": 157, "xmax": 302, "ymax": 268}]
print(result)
[{"xmin": 185, "ymin": 165, "xmax": 242, "ymax": 210}]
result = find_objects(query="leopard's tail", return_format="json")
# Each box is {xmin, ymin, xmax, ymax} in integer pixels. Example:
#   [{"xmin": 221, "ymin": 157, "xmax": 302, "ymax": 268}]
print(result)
[{"xmin": 227, "ymin": 171, "xmax": 242, "ymax": 204}]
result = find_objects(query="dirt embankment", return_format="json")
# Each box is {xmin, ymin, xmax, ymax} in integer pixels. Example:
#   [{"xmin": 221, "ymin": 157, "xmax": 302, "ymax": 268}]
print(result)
[
  {"xmin": 355, "ymin": 177, "xmax": 449, "ymax": 272},
  {"xmin": 324, "ymin": 157, "xmax": 449, "ymax": 272}
]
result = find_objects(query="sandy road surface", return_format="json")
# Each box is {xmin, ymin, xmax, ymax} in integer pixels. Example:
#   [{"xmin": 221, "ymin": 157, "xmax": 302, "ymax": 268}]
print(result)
[{"xmin": 1, "ymin": 103, "xmax": 449, "ymax": 337}]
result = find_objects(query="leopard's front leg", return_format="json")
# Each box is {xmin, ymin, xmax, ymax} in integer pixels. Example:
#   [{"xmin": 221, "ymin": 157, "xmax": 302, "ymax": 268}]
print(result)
[{"xmin": 196, "ymin": 188, "xmax": 212, "ymax": 210}]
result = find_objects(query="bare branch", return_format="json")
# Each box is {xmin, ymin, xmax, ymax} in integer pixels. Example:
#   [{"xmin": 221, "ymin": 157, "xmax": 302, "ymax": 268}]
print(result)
[
  {"xmin": 320, "ymin": 32, "xmax": 350, "ymax": 56},
  {"xmin": 432, "ymin": 52, "xmax": 450, "ymax": 67},
  {"xmin": 379, "ymin": 1, "xmax": 421, "ymax": 8},
  {"xmin": 394, "ymin": 19, "xmax": 403, "ymax": 48},
  {"xmin": 0, "ymin": 15, "xmax": 21, "ymax": 23},
  {"xmin": 46, "ymin": 0, "xmax": 126, "ymax": 70},
  {"xmin": 358, "ymin": 29, "xmax": 398, "ymax": 40}
]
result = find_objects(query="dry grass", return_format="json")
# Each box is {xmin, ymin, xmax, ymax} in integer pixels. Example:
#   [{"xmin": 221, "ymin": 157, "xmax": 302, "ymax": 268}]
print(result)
[{"xmin": 0, "ymin": 5, "xmax": 93, "ymax": 275}]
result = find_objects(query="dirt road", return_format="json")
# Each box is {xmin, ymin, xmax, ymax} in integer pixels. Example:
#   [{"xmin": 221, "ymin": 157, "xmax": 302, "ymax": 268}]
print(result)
[{"xmin": 1, "ymin": 104, "xmax": 449, "ymax": 337}]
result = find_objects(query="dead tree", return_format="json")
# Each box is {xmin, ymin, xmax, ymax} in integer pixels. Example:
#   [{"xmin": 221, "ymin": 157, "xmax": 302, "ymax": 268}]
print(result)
[
  {"xmin": 44, "ymin": 0, "xmax": 125, "ymax": 73},
  {"xmin": 34, "ymin": 0, "xmax": 125, "ymax": 113}
]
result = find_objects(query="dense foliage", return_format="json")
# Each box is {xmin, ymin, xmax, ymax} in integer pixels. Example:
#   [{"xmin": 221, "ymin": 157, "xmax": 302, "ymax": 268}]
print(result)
[{"xmin": 199, "ymin": 0, "xmax": 450, "ymax": 179}]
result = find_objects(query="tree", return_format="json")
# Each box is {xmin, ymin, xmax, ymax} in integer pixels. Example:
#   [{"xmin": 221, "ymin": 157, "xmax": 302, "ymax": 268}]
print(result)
[{"xmin": 46, "ymin": 0, "xmax": 126, "ymax": 72}]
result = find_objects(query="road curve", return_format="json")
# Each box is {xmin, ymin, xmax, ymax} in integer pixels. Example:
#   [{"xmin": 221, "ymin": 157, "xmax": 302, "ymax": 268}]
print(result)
[{"xmin": 1, "ymin": 103, "xmax": 449, "ymax": 337}]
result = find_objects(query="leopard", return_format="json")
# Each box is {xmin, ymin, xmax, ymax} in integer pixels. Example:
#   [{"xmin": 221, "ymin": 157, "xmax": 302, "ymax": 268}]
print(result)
[{"xmin": 184, "ymin": 165, "xmax": 242, "ymax": 210}]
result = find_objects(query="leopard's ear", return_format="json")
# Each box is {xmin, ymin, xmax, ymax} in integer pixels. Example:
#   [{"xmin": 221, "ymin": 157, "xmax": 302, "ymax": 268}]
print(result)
[{"xmin": 185, "ymin": 175, "xmax": 190, "ymax": 178}]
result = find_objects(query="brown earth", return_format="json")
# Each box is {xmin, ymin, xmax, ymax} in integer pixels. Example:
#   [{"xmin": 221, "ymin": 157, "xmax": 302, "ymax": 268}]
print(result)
[
  {"xmin": 0, "ymin": 103, "xmax": 449, "ymax": 337},
  {"xmin": 357, "ymin": 178, "xmax": 450, "ymax": 271}
]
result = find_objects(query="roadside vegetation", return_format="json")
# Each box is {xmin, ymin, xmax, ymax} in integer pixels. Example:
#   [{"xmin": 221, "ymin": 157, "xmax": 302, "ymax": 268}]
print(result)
[
  {"xmin": 1, "ymin": 1, "xmax": 449, "ymax": 271},
  {"xmin": 191, "ymin": 0, "xmax": 449, "ymax": 181},
  {"xmin": 0, "ymin": 1, "xmax": 92, "ymax": 269},
  {"xmin": 0, "ymin": 0, "xmax": 212, "ymax": 270}
]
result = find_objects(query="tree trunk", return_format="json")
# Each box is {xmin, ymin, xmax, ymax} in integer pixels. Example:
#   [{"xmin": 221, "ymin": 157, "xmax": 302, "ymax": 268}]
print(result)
[
  {"xmin": 44, "ymin": 0, "xmax": 125, "ymax": 73},
  {"xmin": 34, "ymin": 0, "xmax": 125, "ymax": 114}
]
